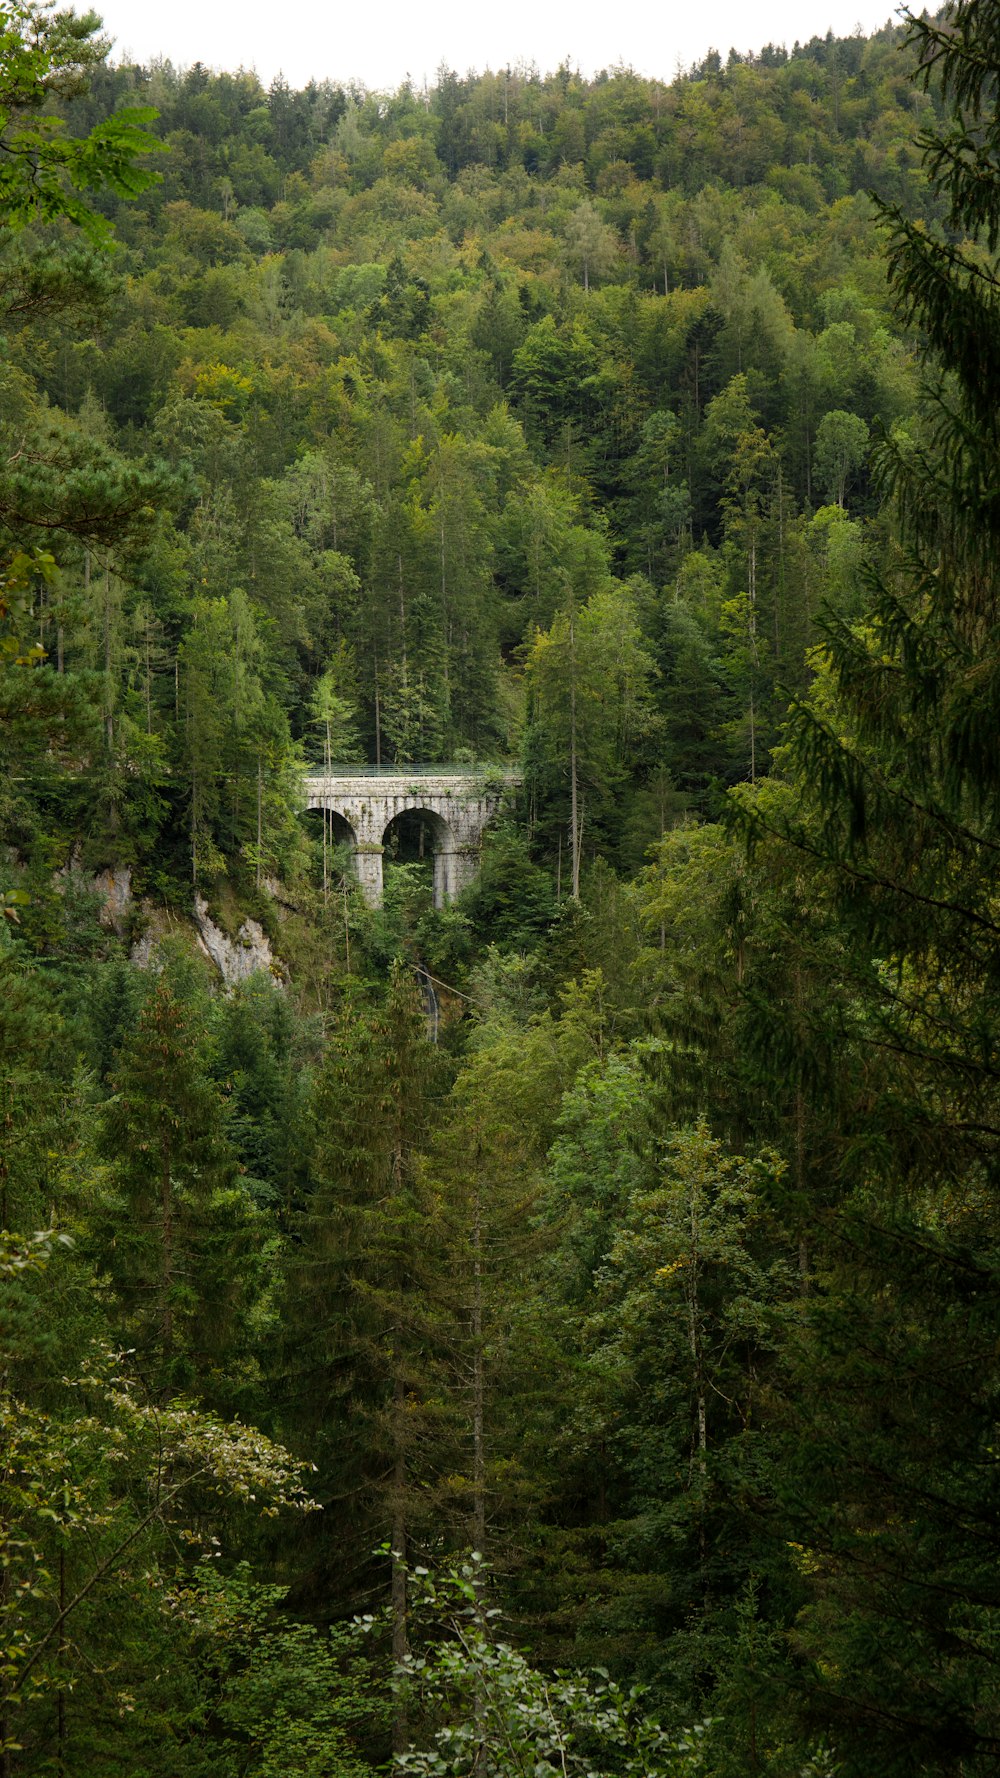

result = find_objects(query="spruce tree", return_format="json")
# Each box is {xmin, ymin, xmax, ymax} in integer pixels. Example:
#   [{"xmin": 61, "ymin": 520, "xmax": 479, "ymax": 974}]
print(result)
[
  {"xmin": 280, "ymin": 968, "xmax": 453, "ymax": 1752},
  {"xmin": 746, "ymin": 4, "xmax": 1000, "ymax": 1769},
  {"xmin": 94, "ymin": 973, "xmax": 257, "ymax": 1402}
]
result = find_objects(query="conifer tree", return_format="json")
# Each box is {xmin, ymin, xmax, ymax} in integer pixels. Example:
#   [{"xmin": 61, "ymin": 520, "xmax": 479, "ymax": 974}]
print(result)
[
  {"xmin": 281, "ymin": 968, "xmax": 452, "ymax": 1752},
  {"xmin": 94, "ymin": 972, "xmax": 256, "ymax": 1400},
  {"xmin": 744, "ymin": 4, "xmax": 1000, "ymax": 1768}
]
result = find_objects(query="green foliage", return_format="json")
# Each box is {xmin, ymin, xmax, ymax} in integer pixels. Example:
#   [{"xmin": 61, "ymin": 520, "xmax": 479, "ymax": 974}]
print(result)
[
  {"xmin": 189, "ymin": 1564, "xmax": 378, "ymax": 1776},
  {"xmin": 724, "ymin": 4, "xmax": 1000, "ymax": 1770},
  {"xmin": 92, "ymin": 972, "xmax": 253, "ymax": 1396},
  {"xmin": 4, "ymin": 11, "xmax": 995, "ymax": 1776},
  {"xmin": 280, "ymin": 968, "xmax": 455, "ymax": 1623},
  {"xmin": 0, "ymin": 10, "xmax": 930, "ymax": 890},
  {"xmin": 812, "ymin": 409, "xmax": 869, "ymax": 508},
  {"xmin": 0, "ymin": 2, "xmax": 162, "ymax": 239},
  {"xmin": 396, "ymin": 1557, "xmax": 711, "ymax": 1778},
  {"xmin": 0, "ymin": 1237, "xmax": 316, "ymax": 1771},
  {"xmin": 463, "ymin": 823, "xmax": 556, "ymax": 948}
]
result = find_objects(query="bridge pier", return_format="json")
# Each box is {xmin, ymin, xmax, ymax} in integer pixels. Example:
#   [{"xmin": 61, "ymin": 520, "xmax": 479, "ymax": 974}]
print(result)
[
  {"xmin": 353, "ymin": 843, "xmax": 384, "ymax": 907},
  {"xmin": 433, "ymin": 847, "xmax": 480, "ymax": 906}
]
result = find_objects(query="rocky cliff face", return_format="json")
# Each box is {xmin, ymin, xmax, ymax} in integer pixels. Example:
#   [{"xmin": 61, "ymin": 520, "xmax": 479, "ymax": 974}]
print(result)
[
  {"xmin": 96, "ymin": 873, "xmax": 285, "ymax": 988},
  {"xmin": 42, "ymin": 853, "xmax": 286, "ymax": 987},
  {"xmin": 93, "ymin": 867, "xmax": 133, "ymax": 936},
  {"xmin": 191, "ymin": 895, "xmax": 282, "ymax": 987}
]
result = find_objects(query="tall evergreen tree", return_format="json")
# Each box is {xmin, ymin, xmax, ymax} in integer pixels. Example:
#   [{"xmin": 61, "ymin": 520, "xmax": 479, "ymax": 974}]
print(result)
[
  {"xmin": 94, "ymin": 972, "xmax": 259, "ymax": 1402},
  {"xmin": 280, "ymin": 968, "xmax": 452, "ymax": 1751},
  {"xmin": 743, "ymin": 4, "xmax": 1000, "ymax": 1769}
]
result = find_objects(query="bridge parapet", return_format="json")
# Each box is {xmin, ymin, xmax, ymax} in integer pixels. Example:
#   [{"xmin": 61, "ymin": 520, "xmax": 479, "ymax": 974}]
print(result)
[{"xmin": 302, "ymin": 768, "xmax": 519, "ymax": 907}]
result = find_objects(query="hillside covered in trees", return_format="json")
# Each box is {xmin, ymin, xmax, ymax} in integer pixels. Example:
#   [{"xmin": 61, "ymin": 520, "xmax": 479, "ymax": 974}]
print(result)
[{"xmin": 4, "ymin": 1, "xmax": 1000, "ymax": 1773}]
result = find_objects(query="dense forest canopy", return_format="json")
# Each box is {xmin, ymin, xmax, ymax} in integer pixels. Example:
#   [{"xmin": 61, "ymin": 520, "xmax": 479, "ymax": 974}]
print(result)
[
  {"xmin": 4, "ymin": 0, "xmax": 1000, "ymax": 1772},
  {"xmin": 3, "ymin": 3, "xmax": 936, "ymax": 885}
]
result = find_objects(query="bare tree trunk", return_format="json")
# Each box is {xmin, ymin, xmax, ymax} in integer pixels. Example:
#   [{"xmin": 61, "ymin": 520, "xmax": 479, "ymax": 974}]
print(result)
[
  {"xmin": 323, "ymin": 717, "xmax": 332, "ymax": 905},
  {"xmin": 390, "ymin": 1375, "xmax": 409, "ymax": 1757},
  {"xmin": 160, "ymin": 1138, "xmax": 173, "ymax": 1364},
  {"xmin": 795, "ymin": 964, "xmax": 809, "ymax": 1291},
  {"xmin": 748, "ymin": 533, "xmax": 758, "ymax": 784},
  {"xmin": 57, "ymin": 1539, "xmax": 66, "ymax": 1778},
  {"xmin": 256, "ymin": 759, "xmax": 263, "ymax": 891},
  {"xmin": 687, "ymin": 1189, "xmax": 706, "ymax": 1476},
  {"xmin": 103, "ymin": 564, "xmax": 114, "ymax": 758},
  {"xmin": 569, "ymin": 607, "xmax": 581, "ymax": 898},
  {"xmin": 190, "ymin": 771, "xmax": 197, "ymax": 886},
  {"xmin": 472, "ymin": 1180, "xmax": 486, "ymax": 1557},
  {"xmin": 685, "ymin": 1181, "xmax": 708, "ymax": 1602}
]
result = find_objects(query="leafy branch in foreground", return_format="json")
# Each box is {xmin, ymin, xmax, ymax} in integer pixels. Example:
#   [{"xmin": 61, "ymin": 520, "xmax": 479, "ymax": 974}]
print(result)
[
  {"xmin": 389, "ymin": 1554, "xmax": 711, "ymax": 1778},
  {"xmin": 0, "ymin": 1, "xmax": 162, "ymax": 239},
  {"xmin": 0, "ymin": 1231, "xmax": 318, "ymax": 1748}
]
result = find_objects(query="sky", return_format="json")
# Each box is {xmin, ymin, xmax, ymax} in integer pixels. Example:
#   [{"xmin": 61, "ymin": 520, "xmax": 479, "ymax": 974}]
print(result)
[{"xmin": 96, "ymin": 0, "xmax": 903, "ymax": 93}]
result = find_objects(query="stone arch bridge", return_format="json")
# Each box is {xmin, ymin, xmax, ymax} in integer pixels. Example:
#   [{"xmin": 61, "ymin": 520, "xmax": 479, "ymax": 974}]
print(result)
[{"xmin": 302, "ymin": 768, "xmax": 519, "ymax": 908}]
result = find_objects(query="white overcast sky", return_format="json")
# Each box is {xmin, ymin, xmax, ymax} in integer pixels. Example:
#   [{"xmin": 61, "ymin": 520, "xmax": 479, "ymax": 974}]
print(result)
[{"xmin": 96, "ymin": 0, "xmax": 903, "ymax": 93}]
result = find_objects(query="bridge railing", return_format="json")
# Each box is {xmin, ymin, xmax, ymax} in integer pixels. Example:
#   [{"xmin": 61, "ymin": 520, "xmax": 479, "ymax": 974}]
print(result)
[{"xmin": 302, "ymin": 762, "xmax": 520, "ymax": 780}]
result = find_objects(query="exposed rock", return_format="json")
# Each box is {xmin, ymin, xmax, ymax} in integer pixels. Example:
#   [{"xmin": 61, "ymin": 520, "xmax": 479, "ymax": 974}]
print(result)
[
  {"xmin": 129, "ymin": 928, "xmax": 158, "ymax": 971},
  {"xmin": 128, "ymin": 894, "xmax": 284, "ymax": 987},
  {"xmin": 262, "ymin": 874, "xmax": 300, "ymax": 910},
  {"xmin": 128, "ymin": 902, "xmax": 174, "ymax": 971},
  {"xmin": 192, "ymin": 894, "xmax": 283, "ymax": 988},
  {"xmin": 93, "ymin": 866, "xmax": 133, "ymax": 935}
]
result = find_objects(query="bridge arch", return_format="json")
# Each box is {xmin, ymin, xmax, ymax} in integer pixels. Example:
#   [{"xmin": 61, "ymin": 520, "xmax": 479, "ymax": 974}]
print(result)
[
  {"xmin": 302, "ymin": 802, "xmax": 357, "ymax": 882},
  {"xmin": 309, "ymin": 807, "xmax": 357, "ymax": 851},
  {"xmin": 382, "ymin": 805, "xmax": 458, "ymax": 908}
]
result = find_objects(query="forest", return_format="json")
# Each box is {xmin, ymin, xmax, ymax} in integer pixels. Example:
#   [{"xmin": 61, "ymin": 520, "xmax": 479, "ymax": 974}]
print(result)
[{"xmin": 3, "ymin": 0, "xmax": 1000, "ymax": 1771}]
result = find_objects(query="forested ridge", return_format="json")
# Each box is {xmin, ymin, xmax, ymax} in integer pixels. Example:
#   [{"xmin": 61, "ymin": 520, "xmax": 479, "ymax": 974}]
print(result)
[{"xmin": 4, "ymin": 1, "xmax": 1000, "ymax": 1772}]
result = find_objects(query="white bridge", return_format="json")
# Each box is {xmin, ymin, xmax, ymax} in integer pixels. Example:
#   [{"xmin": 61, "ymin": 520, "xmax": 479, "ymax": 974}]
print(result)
[{"xmin": 302, "ymin": 768, "xmax": 518, "ymax": 907}]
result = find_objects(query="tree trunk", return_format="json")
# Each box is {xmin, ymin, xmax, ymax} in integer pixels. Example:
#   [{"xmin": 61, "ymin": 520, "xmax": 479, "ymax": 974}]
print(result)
[
  {"xmin": 57, "ymin": 1539, "xmax": 66, "ymax": 1778},
  {"xmin": 190, "ymin": 770, "xmax": 197, "ymax": 886},
  {"xmin": 748, "ymin": 532, "xmax": 758, "ymax": 783},
  {"xmin": 322, "ymin": 800, "xmax": 328, "ymax": 904},
  {"xmin": 160, "ymin": 1136, "xmax": 174, "ymax": 1365},
  {"xmin": 323, "ymin": 718, "xmax": 332, "ymax": 904},
  {"xmin": 687, "ymin": 1188, "xmax": 707, "ymax": 1476},
  {"xmin": 103, "ymin": 565, "xmax": 114, "ymax": 758},
  {"xmin": 569, "ymin": 606, "xmax": 581, "ymax": 898},
  {"xmin": 794, "ymin": 965, "xmax": 809, "ymax": 1291},
  {"xmin": 390, "ymin": 1374, "xmax": 409, "ymax": 1757},
  {"xmin": 472, "ymin": 1178, "xmax": 486, "ymax": 1557}
]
